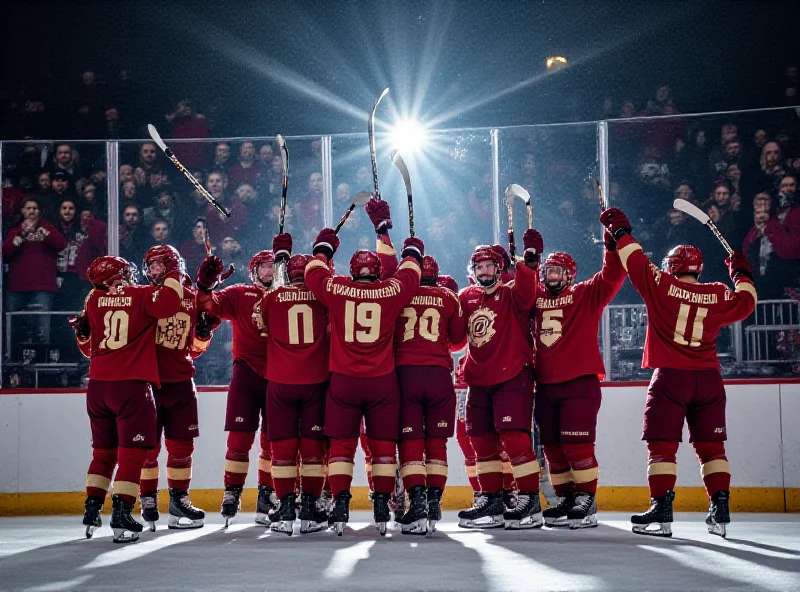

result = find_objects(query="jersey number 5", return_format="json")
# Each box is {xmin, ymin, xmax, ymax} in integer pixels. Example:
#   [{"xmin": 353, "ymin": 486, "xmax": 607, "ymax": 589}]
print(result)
[
  {"xmin": 344, "ymin": 301, "xmax": 381, "ymax": 343},
  {"xmin": 673, "ymin": 303, "xmax": 708, "ymax": 347},
  {"xmin": 401, "ymin": 307, "xmax": 441, "ymax": 342},
  {"xmin": 100, "ymin": 310, "xmax": 129, "ymax": 350}
]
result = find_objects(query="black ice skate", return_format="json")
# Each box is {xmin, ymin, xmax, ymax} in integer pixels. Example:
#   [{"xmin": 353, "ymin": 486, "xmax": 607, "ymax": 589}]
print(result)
[
  {"xmin": 255, "ymin": 484, "xmax": 278, "ymax": 526},
  {"xmin": 299, "ymin": 493, "xmax": 329, "ymax": 534},
  {"xmin": 316, "ymin": 489, "xmax": 333, "ymax": 515},
  {"xmin": 220, "ymin": 485, "xmax": 243, "ymax": 527},
  {"xmin": 110, "ymin": 495, "xmax": 143, "ymax": 544},
  {"xmin": 706, "ymin": 490, "xmax": 730, "ymax": 538},
  {"xmin": 631, "ymin": 490, "xmax": 675, "ymax": 537},
  {"xmin": 168, "ymin": 489, "xmax": 205, "ymax": 529},
  {"xmin": 390, "ymin": 475, "xmax": 406, "ymax": 524},
  {"xmin": 427, "ymin": 486, "xmax": 443, "ymax": 533},
  {"xmin": 140, "ymin": 492, "xmax": 159, "ymax": 532},
  {"xmin": 503, "ymin": 489, "xmax": 518, "ymax": 511},
  {"xmin": 271, "ymin": 493, "xmax": 296, "ymax": 536},
  {"xmin": 373, "ymin": 492, "xmax": 392, "ymax": 536},
  {"xmin": 543, "ymin": 492, "xmax": 574, "ymax": 527},
  {"xmin": 567, "ymin": 492, "xmax": 598, "ymax": 529},
  {"xmin": 331, "ymin": 491, "xmax": 352, "ymax": 536},
  {"xmin": 398, "ymin": 485, "xmax": 428, "ymax": 535},
  {"xmin": 458, "ymin": 492, "xmax": 505, "ymax": 529},
  {"xmin": 83, "ymin": 496, "xmax": 103, "ymax": 539},
  {"xmin": 503, "ymin": 492, "xmax": 544, "ymax": 530}
]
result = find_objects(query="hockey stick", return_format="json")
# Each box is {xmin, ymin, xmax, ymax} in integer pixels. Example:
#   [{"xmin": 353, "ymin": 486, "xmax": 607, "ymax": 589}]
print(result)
[
  {"xmin": 390, "ymin": 150, "xmax": 414, "ymax": 237},
  {"xmin": 334, "ymin": 191, "xmax": 372, "ymax": 235},
  {"xmin": 203, "ymin": 226, "xmax": 235, "ymax": 282},
  {"xmin": 505, "ymin": 186, "xmax": 516, "ymax": 259},
  {"xmin": 673, "ymin": 198, "xmax": 734, "ymax": 255},
  {"xmin": 148, "ymin": 124, "xmax": 231, "ymax": 218},
  {"xmin": 276, "ymin": 134, "xmax": 289, "ymax": 234},
  {"xmin": 368, "ymin": 88, "xmax": 389, "ymax": 201},
  {"xmin": 594, "ymin": 178, "xmax": 609, "ymax": 211},
  {"xmin": 508, "ymin": 183, "xmax": 532, "ymax": 228}
]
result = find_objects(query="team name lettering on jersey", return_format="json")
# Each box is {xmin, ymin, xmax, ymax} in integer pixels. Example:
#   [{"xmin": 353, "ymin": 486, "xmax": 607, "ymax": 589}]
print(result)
[
  {"xmin": 276, "ymin": 290, "xmax": 317, "ymax": 303},
  {"xmin": 98, "ymin": 296, "xmax": 132, "ymax": 308},
  {"xmin": 667, "ymin": 285, "xmax": 719, "ymax": 305},
  {"xmin": 327, "ymin": 279, "xmax": 401, "ymax": 299},
  {"xmin": 535, "ymin": 293, "xmax": 574, "ymax": 309},
  {"xmin": 409, "ymin": 295, "xmax": 444, "ymax": 308}
]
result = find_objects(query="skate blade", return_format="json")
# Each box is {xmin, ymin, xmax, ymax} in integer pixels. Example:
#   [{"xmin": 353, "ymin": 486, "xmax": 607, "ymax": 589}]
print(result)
[
  {"xmin": 112, "ymin": 528, "xmax": 140, "ymax": 544},
  {"xmin": 544, "ymin": 517, "xmax": 570, "ymax": 528},
  {"xmin": 458, "ymin": 515, "xmax": 505, "ymax": 529},
  {"xmin": 147, "ymin": 521, "xmax": 157, "ymax": 532},
  {"xmin": 428, "ymin": 519, "xmax": 438, "ymax": 534},
  {"xmin": 400, "ymin": 518, "xmax": 428, "ymax": 536},
  {"xmin": 377, "ymin": 522, "xmax": 388, "ymax": 536},
  {"xmin": 223, "ymin": 516, "xmax": 235, "ymax": 528},
  {"xmin": 504, "ymin": 513, "xmax": 544, "ymax": 530},
  {"xmin": 569, "ymin": 514, "xmax": 598, "ymax": 530},
  {"xmin": 271, "ymin": 520, "xmax": 294, "ymax": 536},
  {"xmin": 85, "ymin": 525, "xmax": 97, "ymax": 539},
  {"xmin": 632, "ymin": 523, "xmax": 672, "ymax": 537},
  {"xmin": 300, "ymin": 520, "xmax": 328, "ymax": 534},
  {"xmin": 168, "ymin": 515, "xmax": 204, "ymax": 530},
  {"xmin": 255, "ymin": 512, "xmax": 271, "ymax": 526},
  {"xmin": 707, "ymin": 522, "xmax": 727, "ymax": 538},
  {"xmin": 335, "ymin": 522, "xmax": 346, "ymax": 536}
]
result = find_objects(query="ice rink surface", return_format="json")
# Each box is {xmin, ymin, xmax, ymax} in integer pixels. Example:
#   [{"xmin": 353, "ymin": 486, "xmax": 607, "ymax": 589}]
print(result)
[{"xmin": 1, "ymin": 511, "xmax": 798, "ymax": 592}]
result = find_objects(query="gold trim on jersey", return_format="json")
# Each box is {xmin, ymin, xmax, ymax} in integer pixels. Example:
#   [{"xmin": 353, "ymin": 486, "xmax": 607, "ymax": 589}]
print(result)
[
  {"xmin": 300, "ymin": 464, "xmax": 326, "ymax": 478},
  {"xmin": 618, "ymin": 241, "xmax": 643, "ymax": 271},
  {"xmin": 476, "ymin": 460, "xmax": 503, "ymax": 474},
  {"xmin": 372, "ymin": 463, "xmax": 398, "ymax": 477},
  {"xmin": 572, "ymin": 466, "xmax": 599, "ymax": 484},
  {"xmin": 512, "ymin": 460, "xmax": 541, "ymax": 478},
  {"xmin": 400, "ymin": 463, "xmax": 427, "ymax": 478},
  {"xmin": 111, "ymin": 480, "xmax": 140, "ymax": 498},
  {"xmin": 163, "ymin": 276, "xmax": 184, "ymax": 300},
  {"xmin": 398, "ymin": 259, "xmax": 422, "ymax": 278},
  {"xmin": 329, "ymin": 461, "xmax": 354, "ymax": 477},
  {"xmin": 466, "ymin": 465, "xmax": 478, "ymax": 478},
  {"xmin": 272, "ymin": 465, "xmax": 298, "ymax": 479},
  {"xmin": 735, "ymin": 281, "xmax": 758, "ymax": 305},
  {"xmin": 85, "ymin": 474, "xmax": 111, "ymax": 490},
  {"xmin": 501, "ymin": 461, "xmax": 513, "ymax": 474},
  {"xmin": 701, "ymin": 459, "xmax": 731, "ymax": 476},
  {"xmin": 549, "ymin": 470, "xmax": 574, "ymax": 486},
  {"xmin": 167, "ymin": 467, "xmax": 192, "ymax": 480},
  {"xmin": 224, "ymin": 460, "xmax": 249, "ymax": 474},
  {"xmin": 305, "ymin": 258, "xmax": 328, "ymax": 272},
  {"xmin": 140, "ymin": 467, "xmax": 159, "ymax": 480},
  {"xmin": 258, "ymin": 458, "xmax": 272, "ymax": 473},
  {"xmin": 647, "ymin": 462, "xmax": 677, "ymax": 476},
  {"xmin": 426, "ymin": 463, "xmax": 449, "ymax": 477}
]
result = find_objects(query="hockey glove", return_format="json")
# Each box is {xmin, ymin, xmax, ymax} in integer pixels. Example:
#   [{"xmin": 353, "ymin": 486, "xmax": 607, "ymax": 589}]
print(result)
[
  {"xmin": 604, "ymin": 229, "xmax": 617, "ymax": 251},
  {"xmin": 197, "ymin": 255, "xmax": 224, "ymax": 293},
  {"xmin": 600, "ymin": 207, "xmax": 633, "ymax": 240},
  {"xmin": 313, "ymin": 228, "xmax": 340, "ymax": 261},
  {"xmin": 272, "ymin": 233, "xmax": 292, "ymax": 263},
  {"xmin": 726, "ymin": 252, "xmax": 754, "ymax": 283},
  {"xmin": 195, "ymin": 311, "xmax": 221, "ymax": 340},
  {"xmin": 402, "ymin": 236, "xmax": 424, "ymax": 263},
  {"xmin": 366, "ymin": 197, "xmax": 392, "ymax": 234},
  {"xmin": 69, "ymin": 313, "xmax": 90, "ymax": 341}
]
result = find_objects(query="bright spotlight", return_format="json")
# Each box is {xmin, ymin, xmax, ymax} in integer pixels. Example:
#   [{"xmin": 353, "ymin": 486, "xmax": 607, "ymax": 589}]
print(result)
[
  {"xmin": 546, "ymin": 56, "xmax": 568, "ymax": 71},
  {"xmin": 390, "ymin": 120, "xmax": 427, "ymax": 154}
]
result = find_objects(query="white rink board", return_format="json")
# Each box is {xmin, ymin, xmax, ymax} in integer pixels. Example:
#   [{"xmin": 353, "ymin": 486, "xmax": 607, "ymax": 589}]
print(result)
[{"xmin": 0, "ymin": 383, "xmax": 796, "ymax": 493}]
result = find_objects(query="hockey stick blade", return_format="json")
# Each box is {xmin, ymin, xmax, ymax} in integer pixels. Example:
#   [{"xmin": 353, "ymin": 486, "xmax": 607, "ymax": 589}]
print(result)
[
  {"xmin": 673, "ymin": 198, "xmax": 734, "ymax": 255},
  {"xmin": 507, "ymin": 183, "xmax": 530, "ymax": 205},
  {"xmin": 147, "ymin": 124, "xmax": 169, "ymax": 154},
  {"xmin": 369, "ymin": 88, "xmax": 390, "ymax": 200},
  {"xmin": 276, "ymin": 134, "xmax": 289, "ymax": 234},
  {"xmin": 334, "ymin": 191, "xmax": 372, "ymax": 234},
  {"xmin": 390, "ymin": 150, "xmax": 414, "ymax": 237}
]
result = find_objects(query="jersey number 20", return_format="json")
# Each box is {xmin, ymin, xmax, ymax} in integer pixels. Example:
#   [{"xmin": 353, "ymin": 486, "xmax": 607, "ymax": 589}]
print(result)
[{"xmin": 401, "ymin": 307, "xmax": 440, "ymax": 342}]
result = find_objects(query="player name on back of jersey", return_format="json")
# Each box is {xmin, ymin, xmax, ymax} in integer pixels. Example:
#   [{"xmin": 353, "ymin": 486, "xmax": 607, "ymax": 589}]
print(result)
[
  {"xmin": 410, "ymin": 294, "xmax": 444, "ymax": 307},
  {"xmin": 535, "ymin": 293, "xmax": 574, "ymax": 309},
  {"xmin": 327, "ymin": 279, "xmax": 401, "ymax": 299},
  {"xmin": 667, "ymin": 284, "xmax": 719, "ymax": 305},
  {"xmin": 98, "ymin": 295, "xmax": 132, "ymax": 308},
  {"xmin": 275, "ymin": 289, "xmax": 317, "ymax": 303}
]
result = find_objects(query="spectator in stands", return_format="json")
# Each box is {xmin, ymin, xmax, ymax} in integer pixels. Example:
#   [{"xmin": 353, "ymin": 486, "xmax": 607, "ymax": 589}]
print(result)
[
  {"xmin": 143, "ymin": 185, "xmax": 181, "ymax": 240},
  {"xmin": 48, "ymin": 143, "xmax": 81, "ymax": 186},
  {"xmin": 710, "ymin": 137, "xmax": 743, "ymax": 179},
  {"xmin": 119, "ymin": 163, "xmax": 134, "ymax": 185},
  {"xmin": 53, "ymin": 198, "xmax": 101, "ymax": 310},
  {"xmin": 262, "ymin": 154, "xmax": 284, "ymax": 198},
  {"xmin": 166, "ymin": 99, "xmax": 211, "ymax": 169},
  {"xmin": 120, "ymin": 179, "xmax": 143, "ymax": 211},
  {"xmin": 80, "ymin": 181, "xmax": 105, "ymax": 220},
  {"xmin": 743, "ymin": 193, "xmax": 787, "ymax": 298},
  {"xmin": 134, "ymin": 141, "xmax": 168, "ymax": 199},
  {"xmin": 753, "ymin": 129, "xmax": 769, "ymax": 153},
  {"xmin": 228, "ymin": 141, "xmax": 261, "ymax": 188},
  {"xmin": 654, "ymin": 207, "xmax": 693, "ymax": 257},
  {"xmin": 42, "ymin": 171, "xmax": 76, "ymax": 220},
  {"xmin": 353, "ymin": 165, "xmax": 371, "ymax": 192},
  {"xmin": 151, "ymin": 219, "xmax": 171, "ymax": 247},
  {"xmin": 2, "ymin": 197, "xmax": 66, "ymax": 343},
  {"xmin": 758, "ymin": 141, "xmax": 786, "ymax": 193},
  {"xmin": 179, "ymin": 217, "xmax": 209, "ymax": 278},
  {"xmin": 258, "ymin": 143, "xmax": 274, "ymax": 168},
  {"xmin": 119, "ymin": 203, "xmax": 148, "ymax": 263},
  {"xmin": 35, "ymin": 172, "xmax": 51, "ymax": 196},
  {"xmin": 213, "ymin": 142, "xmax": 232, "ymax": 172},
  {"xmin": 204, "ymin": 171, "xmax": 246, "ymax": 247},
  {"xmin": 218, "ymin": 236, "xmax": 248, "ymax": 284}
]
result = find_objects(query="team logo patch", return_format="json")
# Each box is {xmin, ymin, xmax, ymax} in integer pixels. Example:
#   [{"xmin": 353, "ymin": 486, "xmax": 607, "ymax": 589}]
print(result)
[
  {"xmin": 714, "ymin": 427, "xmax": 725, "ymax": 434},
  {"xmin": 502, "ymin": 416, "xmax": 512, "ymax": 422},
  {"xmin": 188, "ymin": 424, "xmax": 198, "ymax": 431},
  {"xmin": 235, "ymin": 416, "xmax": 244, "ymax": 423},
  {"xmin": 468, "ymin": 307, "xmax": 497, "ymax": 348},
  {"xmin": 437, "ymin": 421, "xmax": 448, "ymax": 428},
  {"xmin": 402, "ymin": 426, "xmax": 413, "ymax": 433},
  {"xmin": 133, "ymin": 434, "xmax": 145, "ymax": 441},
  {"xmin": 312, "ymin": 425, "xmax": 322, "ymax": 431}
]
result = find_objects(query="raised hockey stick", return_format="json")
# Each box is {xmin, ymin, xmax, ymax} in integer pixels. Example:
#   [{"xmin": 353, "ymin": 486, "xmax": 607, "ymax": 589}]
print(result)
[
  {"xmin": 334, "ymin": 191, "xmax": 372, "ymax": 235},
  {"xmin": 368, "ymin": 88, "xmax": 389, "ymax": 200},
  {"xmin": 203, "ymin": 226, "xmax": 235, "ymax": 282},
  {"xmin": 276, "ymin": 134, "xmax": 289, "ymax": 234},
  {"xmin": 594, "ymin": 178, "xmax": 609, "ymax": 211},
  {"xmin": 390, "ymin": 150, "xmax": 414, "ymax": 237},
  {"xmin": 505, "ymin": 185, "xmax": 517, "ymax": 259},
  {"xmin": 508, "ymin": 183, "xmax": 532, "ymax": 228},
  {"xmin": 673, "ymin": 198, "xmax": 734, "ymax": 255},
  {"xmin": 148, "ymin": 124, "xmax": 230, "ymax": 218}
]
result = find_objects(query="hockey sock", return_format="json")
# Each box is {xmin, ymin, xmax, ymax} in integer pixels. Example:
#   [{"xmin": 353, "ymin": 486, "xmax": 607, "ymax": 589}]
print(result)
[
  {"xmin": 543, "ymin": 444, "xmax": 574, "ymax": 497},
  {"xmin": 399, "ymin": 438, "xmax": 427, "ymax": 491},
  {"xmin": 456, "ymin": 419, "xmax": 480, "ymax": 492},
  {"xmin": 86, "ymin": 447, "xmax": 117, "ymax": 500},
  {"xmin": 224, "ymin": 431, "xmax": 255, "ymax": 487},
  {"xmin": 270, "ymin": 438, "xmax": 299, "ymax": 499},
  {"xmin": 500, "ymin": 448, "xmax": 518, "ymax": 492},
  {"xmin": 328, "ymin": 438, "xmax": 357, "ymax": 496},
  {"xmin": 368, "ymin": 438, "xmax": 398, "ymax": 494},
  {"xmin": 299, "ymin": 438, "xmax": 326, "ymax": 497},
  {"xmin": 693, "ymin": 441, "xmax": 731, "ymax": 497},
  {"xmin": 501, "ymin": 430, "xmax": 540, "ymax": 493},
  {"xmin": 139, "ymin": 442, "xmax": 161, "ymax": 496},
  {"xmin": 113, "ymin": 447, "xmax": 147, "ymax": 505},
  {"xmin": 562, "ymin": 442, "xmax": 599, "ymax": 495},
  {"xmin": 646, "ymin": 440, "xmax": 679, "ymax": 498},
  {"xmin": 359, "ymin": 427, "xmax": 374, "ymax": 492},
  {"xmin": 471, "ymin": 434, "xmax": 503, "ymax": 494},
  {"xmin": 165, "ymin": 438, "xmax": 194, "ymax": 491},
  {"xmin": 258, "ymin": 430, "xmax": 273, "ymax": 488},
  {"xmin": 425, "ymin": 437, "xmax": 449, "ymax": 491}
]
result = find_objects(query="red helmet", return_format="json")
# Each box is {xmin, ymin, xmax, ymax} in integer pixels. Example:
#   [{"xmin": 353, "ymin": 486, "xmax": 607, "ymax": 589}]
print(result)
[
  {"xmin": 249, "ymin": 250, "xmax": 275, "ymax": 286},
  {"xmin": 421, "ymin": 255, "xmax": 439, "ymax": 285},
  {"xmin": 470, "ymin": 245, "xmax": 503, "ymax": 287},
  {"xmin": 350, "ymin": 250, "xmax": 381, "ymax": 280},
  {"xmin": 287, "ymin": 254, "xmax": 310, "ymax": 283},
  {"xmin": 437, "ymin": 274, "xmax": 459, "ymax": 293},
  {"xmin": 143, "ymin": 244, "xmax": 184, "ymax": 284},
  {"xmin": 87, "ymin": 256, "xmax": 135, "ymax": 289},
  {"xmin": 541, "ymin": 252, "xmax": 577, "ymax": 293},
  {"xmin": 490, "ymin": 244, "xmax": 511, "ymax": 272},
  {"xmin": 662, "ymin": 245, "xmax": 703, "ymax": 276}
]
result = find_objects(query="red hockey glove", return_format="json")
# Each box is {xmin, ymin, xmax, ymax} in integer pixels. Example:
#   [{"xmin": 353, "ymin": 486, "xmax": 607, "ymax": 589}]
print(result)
[
  {"xmin": 726, "ymin": 252, "xmax": 754, "ymax": 283},
  {"xmin": 195, "ymin": 311, "xmax": 221, "ymax": 341},
  {"xmin": 604, "ymin": 229, "xmax": 617, "ymax": 252},
  {"xmin": 196, "ymin": 255, "xmax": 224, "ymax": 292},
  {"xmin": 437, "ymin": 274, "xmax": 459, "ymax": 293},
  {"xmin": 402, "ymin": 236, "xmax": 424, "ymax": 263},
  {"xmin": 272, "ymin": 233, "xmax": 292, "ymax": 263},
  {"xmin": 69, "ymin": 313, "xmax": 90, "ymax": 340},
  {"xmin": 366, "ymin": 197, "xmax": 392, "ymax": 233},
  {"xmin": 600, "ymin": 207, "xmax": 632, "ymax": 240},
  {"xmin": 313, "ymin": 228, "xmax": 339, "ymax": 260}
]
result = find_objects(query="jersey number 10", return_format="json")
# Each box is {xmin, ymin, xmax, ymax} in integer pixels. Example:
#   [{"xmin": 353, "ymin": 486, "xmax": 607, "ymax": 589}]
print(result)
[{"xmin": 673, "ymin": 303, "xmax": 708, "ymax": 347}]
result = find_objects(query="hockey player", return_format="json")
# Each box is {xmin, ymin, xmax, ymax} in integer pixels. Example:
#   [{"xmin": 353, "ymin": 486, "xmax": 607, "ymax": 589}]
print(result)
[
  {"xmin": 600, "ymin": 207, "xmax": 757, "ymax": 538},
  {"xmin": 532, "ymin": 236, "xmax": 626, "ymax": 529},
  {"xmin": 304, "ymin": 218, "xmax": 424, "ymax": 536},
  {"xmin": 393, "ymin": 255, "xmax": 467, "ymax": 534},
  {"xmin": 257, "ymin": 237, "xmax": 331, "ymax": 536},
  {"xmin": 457, "ymin": 231, "xmax": 544, "ymax": 530},
  {"xmin": 73, "ymin": 255, "xmax": 183, "ymax": 543},
  {"xmin": 195, "ymin": 246, "xmax": 275, "ymax": 526},
  {"xmin": 138, "ymin": 245, "xmax": 218, "ymax": 531}
]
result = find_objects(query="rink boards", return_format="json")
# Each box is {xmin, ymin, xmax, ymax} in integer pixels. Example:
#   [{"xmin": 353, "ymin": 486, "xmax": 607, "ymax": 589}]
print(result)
[{"xmin": 1, "ymin": 381, "xmax": 799, "ymax": 515}]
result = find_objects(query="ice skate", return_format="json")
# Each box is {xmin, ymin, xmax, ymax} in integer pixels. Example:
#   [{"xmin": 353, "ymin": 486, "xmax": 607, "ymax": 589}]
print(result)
[
  {"xmin": 83, "ymin": 496, "xmax": 103, "ymax": 539},
  {"xmin": 567, "ymin": 492, "xmax": 598, "ymax": 529},
  {"xmin": 110, "ymin": 495, "xmax": 143, "ymax": 544},
  {"xmin": 631, "ymin": 490, "xmax": 674, "ymax": 537},
  {"xmin": 398, "ymin": 485, "xmax": 428, "ymax": 535},
  {"xmin": 390, "ymin": 476, "xmax": 406, "ymax": 524},
  {"xmin": 427, "ymin": 486, "xmax": 443, "ymax": 533},
  {"xmin": 503, "ymin": 492, "xmax": 544, "ymax": 530},
  {"xmin": 543, "ymin": 492, "xmax": 574, "ymax": 527},
  {"xmin": 270, "ymin": 493, "xmax": 296, "ymax": 536},
  {"xmin": 255, "ymin": 484, "xmax": 278, "ymax": 526},
  {"xmin": 139, "ymin": 492, "xmax": 159, "ymax": 532},
  {"xmin": 458, "ymin": 492, "xmax": 505, "ymax": 529},
  {"xmin": 373, "ymin": 491, "xmax": 391, "ymax": 535},
  {"xmin": 220, "ymin": 485, "xmax": 243, "ymax": 528},
  {"xmin": 299, "ymin": 493, "xmax": 329, "ymax": 534},
  {"xmin": 168, "ymin": 489, "xmax": 205, "ymax": 529},
  {"xmin": 331, "ymin": 491, "xmax": 352, "ymax": 537},
  {"xmin": 502, "ymin": 488, "xmax": 517, "ymax": 511},
  {"xmin": 706, "ymin": 490, "xmax": 730, "ymax": 538}
]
